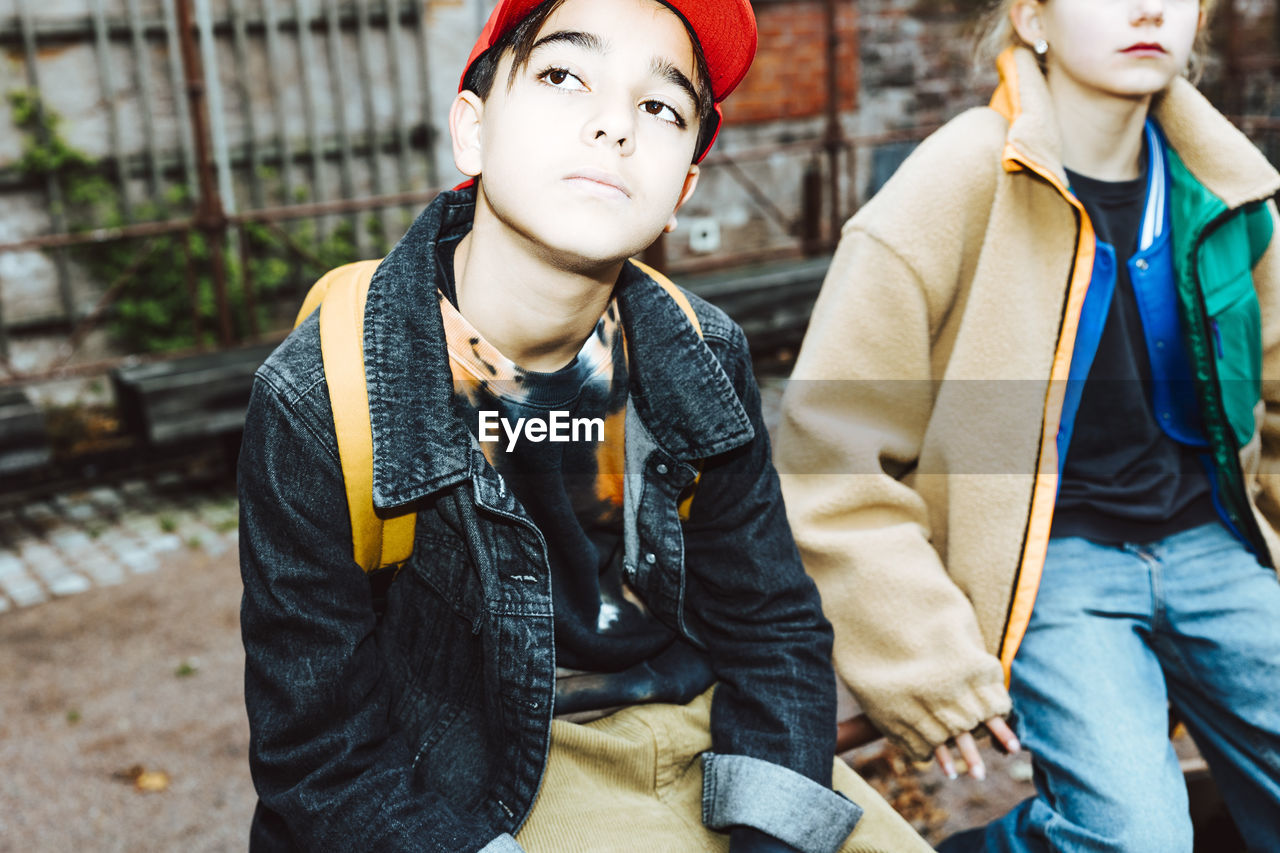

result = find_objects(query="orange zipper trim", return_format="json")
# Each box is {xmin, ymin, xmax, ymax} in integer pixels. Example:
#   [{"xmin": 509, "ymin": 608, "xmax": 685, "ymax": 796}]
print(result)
[{"xmin": 996, "ymin": 144, "xmax": 1096, "ymax": 681}]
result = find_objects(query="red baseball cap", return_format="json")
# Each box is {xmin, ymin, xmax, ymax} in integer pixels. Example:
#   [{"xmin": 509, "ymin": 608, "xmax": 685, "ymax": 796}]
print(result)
[{"xmin": 458, "ymin": 0, "xmax": 757, "ymax": 162}]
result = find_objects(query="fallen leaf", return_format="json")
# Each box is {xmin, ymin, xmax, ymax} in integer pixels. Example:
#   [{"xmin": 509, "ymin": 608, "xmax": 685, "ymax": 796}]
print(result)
[{"xmin": 134, "ymin": 770, "xmax": 170, "ymax": 793}]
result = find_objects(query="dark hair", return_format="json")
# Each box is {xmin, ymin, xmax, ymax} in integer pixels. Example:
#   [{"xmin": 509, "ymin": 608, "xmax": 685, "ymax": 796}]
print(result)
[{"xmin": 461, "ymin": 0, "xmax": 717, "ymax": 160}]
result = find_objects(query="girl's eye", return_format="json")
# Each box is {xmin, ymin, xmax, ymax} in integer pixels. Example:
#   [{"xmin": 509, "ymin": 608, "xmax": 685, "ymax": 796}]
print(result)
[
  {"xmin": 641, "ymin": 100, "xmax": 685, "ymax": 128},
  {"xmin": 538, "ymin": 67, "xmax": 586, "ymax": 91}
]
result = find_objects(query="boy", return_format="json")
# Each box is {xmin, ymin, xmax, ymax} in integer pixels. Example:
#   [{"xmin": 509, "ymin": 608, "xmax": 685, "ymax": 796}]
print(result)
[{"xmin": 238, "ymin": 1, "xmax": 929, "ymax": 851}]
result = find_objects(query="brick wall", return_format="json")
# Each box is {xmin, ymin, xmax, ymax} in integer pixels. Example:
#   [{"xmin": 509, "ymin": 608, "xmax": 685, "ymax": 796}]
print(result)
[{"xmin": 721, "ymin": 0, "xmax": 858, "ymax": 124}]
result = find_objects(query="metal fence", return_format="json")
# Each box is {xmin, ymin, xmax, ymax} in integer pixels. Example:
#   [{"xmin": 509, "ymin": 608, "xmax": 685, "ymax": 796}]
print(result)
[
  {"xmin": 0, "ymin": 0, "xmax": 1278, "ymax": 390},
  {"xmin": 0, "ymin": 0, "xmax": 447, "ymax": 382}
]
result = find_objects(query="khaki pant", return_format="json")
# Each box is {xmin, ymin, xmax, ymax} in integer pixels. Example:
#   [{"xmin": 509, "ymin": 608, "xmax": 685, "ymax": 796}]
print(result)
[{"xmin": 516, "ymin": 689, "xmax": 932, "ymax": 853}]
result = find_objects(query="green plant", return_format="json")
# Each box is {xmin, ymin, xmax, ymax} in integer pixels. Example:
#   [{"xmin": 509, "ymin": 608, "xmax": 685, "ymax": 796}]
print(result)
[{"xmin": 9, "ymin": 90, "xmax": 367, "ymax": 353}]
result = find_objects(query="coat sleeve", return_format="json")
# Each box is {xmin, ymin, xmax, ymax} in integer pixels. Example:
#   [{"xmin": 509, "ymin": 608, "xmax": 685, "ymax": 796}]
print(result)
[
  {"xmin": 238, "ymin": 369, "xmax": 514, "ymax": 852},
  {"xmin": 775, "ymin": 223, "xmax": 1010, "ymax": 762}
]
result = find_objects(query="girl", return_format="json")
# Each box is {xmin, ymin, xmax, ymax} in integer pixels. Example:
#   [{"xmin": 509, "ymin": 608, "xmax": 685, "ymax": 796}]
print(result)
[{"xmin": 777, "ymin": 0, "xmax": 1280, "ymax": 850}]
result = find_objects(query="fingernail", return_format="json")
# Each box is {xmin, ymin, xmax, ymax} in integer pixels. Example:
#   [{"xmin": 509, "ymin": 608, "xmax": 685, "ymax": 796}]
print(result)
[
  {"xmin": 972, "ymin": 764, "xmax": 986, "ymax": 781},
  {"xmin": 946, "ymin": 768, "xmax": 958, "ymax": 780},
  {"xmin": 1009, "ymin": 737, "xmax": 1022, "ymax": 753}
]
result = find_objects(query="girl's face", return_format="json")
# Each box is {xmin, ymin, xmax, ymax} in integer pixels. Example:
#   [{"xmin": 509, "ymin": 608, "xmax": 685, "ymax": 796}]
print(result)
[{"xmin": 1014, "ymin": 0, "xmax": 1202, "ymax": 101}]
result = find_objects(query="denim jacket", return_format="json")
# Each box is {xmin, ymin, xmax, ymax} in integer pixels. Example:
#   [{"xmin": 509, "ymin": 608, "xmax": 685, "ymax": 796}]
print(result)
[{"xmin": 239, "ymin": 190, "xmax": 862, "ymax": 853}]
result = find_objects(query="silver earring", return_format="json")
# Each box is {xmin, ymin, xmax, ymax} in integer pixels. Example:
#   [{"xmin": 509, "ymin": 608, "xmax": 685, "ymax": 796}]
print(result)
[{"xmin": 1034, "ymin": 39, "xmax": 1048, "ymax": 56}]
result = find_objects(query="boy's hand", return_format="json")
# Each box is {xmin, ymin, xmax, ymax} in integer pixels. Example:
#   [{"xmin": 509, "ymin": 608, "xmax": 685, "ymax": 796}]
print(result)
[{"xmin": 933, "ymin": 716, "xmax": 1020, "ymax": 781}]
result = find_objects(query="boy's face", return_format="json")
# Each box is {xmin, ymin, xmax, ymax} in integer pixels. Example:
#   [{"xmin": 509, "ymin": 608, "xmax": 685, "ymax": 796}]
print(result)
[{"xmin": 451, "ymin": 0, "xmax": 703, "ymax": 271}]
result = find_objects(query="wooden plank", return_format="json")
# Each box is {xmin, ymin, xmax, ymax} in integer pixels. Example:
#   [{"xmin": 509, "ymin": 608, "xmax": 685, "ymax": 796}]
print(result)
[
  {"xmin": 261, "ymin": 0, "xmax": 296, "ymax": 207},
  {"xmin": 230, "ymin": 0, "xmax": 264, "ymax": 210},
  {"xmin": 163, "ymin": 0, "xmax": 200, "ymax": 199},
  {"xmin": 125, "ymin": 0, "xmax": 162, "ymax": 197},
  {"xmin": 92, "ymin": 0, "xmax": 133, "ymax": 219},
  {"xmin": 111, "ymin": 343, "xmax": 276, "ymax": 445},
  {"xmin": 17, "ymin": 0, "xmax": 76, "ymax": 325},
  {"xmin": 0, "ymin": 388, "xmax": 51, "ymax": 476}
]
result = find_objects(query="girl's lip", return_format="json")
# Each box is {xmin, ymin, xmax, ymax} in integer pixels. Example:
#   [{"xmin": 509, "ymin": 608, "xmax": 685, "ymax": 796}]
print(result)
[{"xmin": 1122, "ymin": 42, "xmax": 1167, "ymax": 53}]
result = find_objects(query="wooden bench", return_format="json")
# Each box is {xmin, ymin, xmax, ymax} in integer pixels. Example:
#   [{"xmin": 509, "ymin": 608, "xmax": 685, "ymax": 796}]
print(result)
[
  {"xmin": 679, "ymin": 256, "xmax": 830, "ymax": 358},
  {"xmin": 110, "ymin": 343, "xmax": 278, "ymax": 447},
  {"xmin": 0, "ymin": 387, "xmax": 51, "ymax": 479}
]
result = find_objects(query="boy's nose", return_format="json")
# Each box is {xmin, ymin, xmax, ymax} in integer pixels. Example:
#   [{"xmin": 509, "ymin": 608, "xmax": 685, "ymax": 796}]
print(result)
[{"xmin": 584, "ymin": 101, "xmax": 637, "ymax": 156}]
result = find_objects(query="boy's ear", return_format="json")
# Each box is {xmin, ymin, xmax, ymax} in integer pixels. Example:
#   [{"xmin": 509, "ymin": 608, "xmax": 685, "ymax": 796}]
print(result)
[
  {"xmin": 663, "ymin": 165, "xmax": 700, "ymax": 234},
  {"xmin": 450, "ymin": 91, "xmax": 485, "ymax": 178}
]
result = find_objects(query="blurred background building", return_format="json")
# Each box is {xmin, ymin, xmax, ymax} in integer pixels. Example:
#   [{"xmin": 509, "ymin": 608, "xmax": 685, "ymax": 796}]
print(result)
[{"xmin": 0, "ymin": 0, "xmax": 1276, "ymax": 487}]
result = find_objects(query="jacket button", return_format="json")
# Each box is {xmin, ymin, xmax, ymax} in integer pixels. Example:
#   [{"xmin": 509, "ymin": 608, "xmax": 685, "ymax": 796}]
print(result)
[
  {"xmin": 645, "ymin": 552, "xmax": 657, "ymax": 564},
  {"xmin": 1156, "ymin": 340, "xmax": 1165, "ymax": 349},
  {"xmin": 1162, "ymin": 412, "xmax": 1171, "ymax": 420},
  {"xmin": 1136, "ymin": 258, "xmax": 1149, "ymax": 271},
  {"xmin": 656, "ymin": 463, "xmax": 669, "ymax": 475}
]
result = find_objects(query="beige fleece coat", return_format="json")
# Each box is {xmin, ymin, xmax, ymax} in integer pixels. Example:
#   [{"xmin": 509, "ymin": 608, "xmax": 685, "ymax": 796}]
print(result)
[{"xmin": 776, "ymin": 47, "xmax": 1280, "ymax": 761}]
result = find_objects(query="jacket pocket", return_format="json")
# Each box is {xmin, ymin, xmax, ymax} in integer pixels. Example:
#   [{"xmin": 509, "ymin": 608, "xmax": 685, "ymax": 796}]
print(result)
[{"xmin": 1203, "ymin": 266, "xmax": 1262, "ymax": 449}]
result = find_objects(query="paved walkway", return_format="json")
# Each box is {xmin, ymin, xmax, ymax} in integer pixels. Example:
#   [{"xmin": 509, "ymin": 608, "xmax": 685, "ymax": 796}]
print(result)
[
  {"xmin": 0, "ymin": 475, "xmax": 239, "ymax": 613},
  {"xmin": 0, "ymin": 376, "xmax": 792, "ymax": 614}
]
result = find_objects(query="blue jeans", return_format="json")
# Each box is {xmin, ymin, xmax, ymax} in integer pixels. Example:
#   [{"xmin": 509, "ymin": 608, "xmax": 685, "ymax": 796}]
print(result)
[{"xmin": 940, "ymin": 522, "xmax": 1280, "ymax": 853}]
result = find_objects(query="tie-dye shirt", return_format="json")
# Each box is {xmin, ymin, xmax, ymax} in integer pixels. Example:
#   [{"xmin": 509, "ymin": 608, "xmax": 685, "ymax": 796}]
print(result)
[{"xmin": 437, "ymin": 266, "xmax": 710, "ymax": 717}]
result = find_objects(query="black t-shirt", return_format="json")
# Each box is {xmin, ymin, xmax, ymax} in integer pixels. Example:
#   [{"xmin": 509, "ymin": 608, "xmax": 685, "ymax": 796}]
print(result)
[
  {"xmin": 435, "ymin": 237, "xmax": 712, "ymax": 716},
  {"xmin": 1051, "ymin": 168, "xmax": 1217, "ymax": 544}
]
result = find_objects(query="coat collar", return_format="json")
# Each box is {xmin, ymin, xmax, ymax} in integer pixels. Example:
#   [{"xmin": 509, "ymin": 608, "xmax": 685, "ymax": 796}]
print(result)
[
  {"xmin": 989, "ymin": 46, "xmax": 1279, "ymax": 208},
  {"xmin": 361, "ymin": 189, "xmax": 750, "ymax": 509}
]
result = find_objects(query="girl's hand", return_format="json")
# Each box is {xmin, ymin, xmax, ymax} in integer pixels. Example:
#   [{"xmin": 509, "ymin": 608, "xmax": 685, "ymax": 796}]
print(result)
[{"xmin": 933, "ymin": 716, "xmax": 1021, "ymax": 780}]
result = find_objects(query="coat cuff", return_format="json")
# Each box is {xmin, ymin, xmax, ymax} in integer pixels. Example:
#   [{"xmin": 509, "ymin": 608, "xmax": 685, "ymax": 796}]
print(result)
[
  {"xmin": 701, "ymin": 753, "xmax": 862, "ymax": 853},
  {"xmin": 478, "ymin": 833, "xmax": 524, "ymax": 853},
  {"xmin": 893, "ymin": 678, "xmax": 1012, "ymax": 761}
]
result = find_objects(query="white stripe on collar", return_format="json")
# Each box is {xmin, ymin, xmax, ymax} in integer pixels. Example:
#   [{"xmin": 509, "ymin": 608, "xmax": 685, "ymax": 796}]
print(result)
[{"xmin": 1139, "ymin": 121, "xmax": 1166, "ymax": 251}]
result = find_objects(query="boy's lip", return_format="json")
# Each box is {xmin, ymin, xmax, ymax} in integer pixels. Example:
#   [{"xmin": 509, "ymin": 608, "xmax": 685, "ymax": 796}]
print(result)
[
  {"xmin": 563, "ymin": 169, "xmax": 632, "ymax": 199},
  {"xmin": 1121, "ymin": 42, "xmax": 1167, "ymax": 54}
]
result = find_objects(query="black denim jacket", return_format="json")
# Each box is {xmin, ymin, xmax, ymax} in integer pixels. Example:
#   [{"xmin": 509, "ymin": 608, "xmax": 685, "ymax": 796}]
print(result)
[{"xmin": 239, "ymin": 191, "xmax": 860, "ymax": 853}]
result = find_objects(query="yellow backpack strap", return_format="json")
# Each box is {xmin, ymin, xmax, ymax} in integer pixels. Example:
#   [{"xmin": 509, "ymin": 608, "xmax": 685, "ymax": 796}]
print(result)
[
  {"xmin": 629, "ymin": 259, "xmax": 701, "ymax": 337},
  {"xmin": 309, "ymin": 260, "xmax": 416, "ymax": 573},
  {"xmin": 627, "ymin": 259, "xmax": 704, "ymax": 521}
]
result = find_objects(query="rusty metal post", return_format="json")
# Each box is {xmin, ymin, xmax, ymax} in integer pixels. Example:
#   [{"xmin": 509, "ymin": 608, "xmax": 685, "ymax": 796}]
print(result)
[
  {"xmin": 183, "ymin": 230, "xmax": 204, "ymax": 344},
  {"xmin": 175, "ymin": 0, "xmax": 233, "ymax": 347},
  {"xmin": 824, "ymin": 0, "xmax": 845, "ymax": 247},
  {"xmin": 239, "ymin": 222, "xmax": 259, "ymax": 340}
]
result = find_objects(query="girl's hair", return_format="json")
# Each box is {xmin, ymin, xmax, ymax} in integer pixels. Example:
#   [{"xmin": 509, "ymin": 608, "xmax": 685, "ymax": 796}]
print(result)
[{"xmin": 973, "ymin": 0, "xmax": 1218, "ymax": 82}]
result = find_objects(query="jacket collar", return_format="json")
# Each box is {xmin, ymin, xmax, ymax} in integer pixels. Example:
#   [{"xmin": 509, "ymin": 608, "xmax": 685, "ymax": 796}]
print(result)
[
  {"xmin": 361, "ymin": 189, "xmax": 750, "ymax": 509},
  {"xmin": 989, "ymin": 46, "xmax": 1279, "ymax": 208}
]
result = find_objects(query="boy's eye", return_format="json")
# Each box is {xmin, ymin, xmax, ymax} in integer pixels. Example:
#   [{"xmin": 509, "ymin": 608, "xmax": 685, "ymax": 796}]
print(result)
[
  {"xmin": 641, "ymin": 100, "xmax": 685, "ymax": 128},
  {"xmin": 538, "ymin": 66, "xmax": 587, "ymax": 91}
]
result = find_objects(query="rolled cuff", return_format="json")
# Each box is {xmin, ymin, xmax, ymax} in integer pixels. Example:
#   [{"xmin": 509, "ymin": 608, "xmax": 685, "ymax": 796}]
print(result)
[
  {"xmin": 701, "ymin": 753, "xmax": 862, "ymax": 853},
  {"xmin": 478, "ymin": 833, "xmax": 524, "ymax": 853}
]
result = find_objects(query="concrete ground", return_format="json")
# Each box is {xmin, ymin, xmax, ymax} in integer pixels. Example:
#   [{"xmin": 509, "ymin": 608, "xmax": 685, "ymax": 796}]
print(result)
[
  {"xmin": 0, "ymin": 378, "xmax": 1232, "ymax": 849},
  {"xmin": 0, "ymin": 468, "xmax": 1035, "ymax": 852}
]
